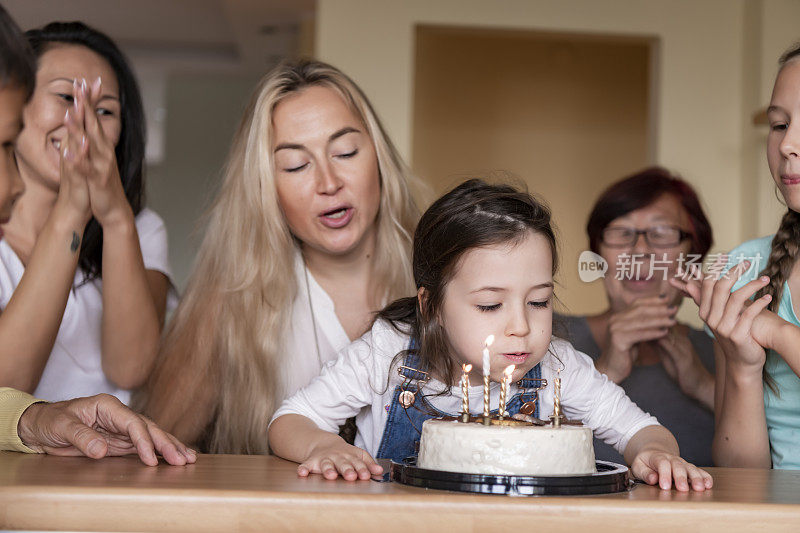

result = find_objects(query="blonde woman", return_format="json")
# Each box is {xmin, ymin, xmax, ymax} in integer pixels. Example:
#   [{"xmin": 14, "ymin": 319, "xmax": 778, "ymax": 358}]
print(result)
[{"xmin": 135, "ymin": 60, "xmax": 422, "ymax": 454}]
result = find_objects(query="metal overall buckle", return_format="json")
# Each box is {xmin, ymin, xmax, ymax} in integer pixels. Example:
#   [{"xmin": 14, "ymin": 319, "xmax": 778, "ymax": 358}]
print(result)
[
  {"xmin": 516, "ymin": 377, "xmax": 548, "ymax": 416},
  {"xmin": 397, "ymin": 365, "xmax": 430, "ymax": 408}
]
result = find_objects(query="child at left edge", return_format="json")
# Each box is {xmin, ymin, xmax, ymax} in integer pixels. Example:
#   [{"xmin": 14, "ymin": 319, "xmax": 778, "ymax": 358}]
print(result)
[{"xmin": 269, "ymin": 179, "xmax": 712, "ymax": 492}]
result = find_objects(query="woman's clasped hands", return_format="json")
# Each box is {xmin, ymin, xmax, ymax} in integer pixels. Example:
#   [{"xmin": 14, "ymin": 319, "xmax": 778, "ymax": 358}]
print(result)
[{"xmin": 60, "ymin": 77, "xmax": 131, "ymax": 230}]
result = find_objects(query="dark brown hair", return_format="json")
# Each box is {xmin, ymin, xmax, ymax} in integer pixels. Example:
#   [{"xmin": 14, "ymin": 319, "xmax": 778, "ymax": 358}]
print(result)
[
  {"xmin": 754, "ymin": 43, "xmax": 800, "ymax": 393},
  {"xmin": 587, "ymin": 166, "xmax": 712, "ymax": 258},
  {"xmin": 377, "ymin": 178, "xmax": 558, "ymax": 385},
  {"xmin": 0, "ymin": 5, "xmax": 35, "ymax": 98},
  {"xmin": 26, "ymin": 22, "xmax": 146, "ymax": 283}
]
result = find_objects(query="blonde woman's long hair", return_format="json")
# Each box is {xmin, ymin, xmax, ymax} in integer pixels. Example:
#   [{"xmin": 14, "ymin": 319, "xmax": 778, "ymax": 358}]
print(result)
[{"xmin": 135, "ymin": 59, "xmax": 421, "ymax": 454}]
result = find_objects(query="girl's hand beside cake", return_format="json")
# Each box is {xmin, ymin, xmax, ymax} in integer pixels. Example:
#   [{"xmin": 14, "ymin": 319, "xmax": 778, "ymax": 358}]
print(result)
[
  {"xmin": 624, "ymin": 425, "xmax": 713, "ymax": 492},
  {"xmin": 297, "ymin": 440, "xmax": 382, "ymax": 481},
  {"xmin": 269, "ymin": 413, "xmax": 383, "ymax": 481},
  {"xmin": 631, "ymin": 449, "xmax": 713, "ymax": 492}
]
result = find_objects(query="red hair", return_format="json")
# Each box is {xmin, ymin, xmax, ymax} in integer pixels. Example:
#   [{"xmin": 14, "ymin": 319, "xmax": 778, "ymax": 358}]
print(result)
[{"xmin": 586, "ymin": 166, "xmax": 712, "ymax": 258}]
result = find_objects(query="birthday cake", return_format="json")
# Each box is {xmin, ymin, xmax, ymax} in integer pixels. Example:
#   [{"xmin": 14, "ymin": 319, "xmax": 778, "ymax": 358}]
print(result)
[{"xmin": 416, "ymin": 419, "xmax": 596, "ymax": 476}]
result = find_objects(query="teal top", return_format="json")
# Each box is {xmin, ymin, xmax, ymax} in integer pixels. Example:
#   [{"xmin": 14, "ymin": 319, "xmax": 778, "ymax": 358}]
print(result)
[{"xmin": 723, "ymin": 235, "xmax": 800, "ymax": 469}]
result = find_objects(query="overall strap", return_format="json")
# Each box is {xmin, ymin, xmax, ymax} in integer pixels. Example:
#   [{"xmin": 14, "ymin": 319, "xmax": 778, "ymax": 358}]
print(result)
[
  {"xmin": 397, "ymin": 344, "xmax": 430, "ymax": 383},
  {"xmin": 518, "ymin": 362, "xmax": 546, "ymax": 390},
  {"xmin": 376, "ymin": 338, "xmax": 437, "ymax": 462}
]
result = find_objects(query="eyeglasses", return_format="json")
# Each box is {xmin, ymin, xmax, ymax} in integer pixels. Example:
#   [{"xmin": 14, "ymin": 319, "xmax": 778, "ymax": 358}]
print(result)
[{"xmin": 601, "ymin": 225, "xmax": 691, "ymax": 248}]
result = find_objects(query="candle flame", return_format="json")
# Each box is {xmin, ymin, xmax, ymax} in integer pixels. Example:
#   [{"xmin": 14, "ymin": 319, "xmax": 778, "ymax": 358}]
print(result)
[
  {"xmin": 503, "ymin": 364, "xmax": 515, "ymax": 377},
  {"xmin": 463, "ymin": 363, "xmax": 472, "ymax": 372},
  {"xmin": 485, "ymin": 334, "xmax": 495, "ymax": 347}
]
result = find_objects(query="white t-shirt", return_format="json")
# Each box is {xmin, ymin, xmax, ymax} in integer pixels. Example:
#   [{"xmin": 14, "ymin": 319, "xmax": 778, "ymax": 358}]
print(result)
[
  {"xmin": 281, "ymin": 252, "xmax": 353, "ymax": 399},
  {"xmin": 0, "ymin": 208, "xmax": 178, "ymax": 405},
  {"xmin": 271, "ymin": 319, "xmax": 660, "ymax": 458}
]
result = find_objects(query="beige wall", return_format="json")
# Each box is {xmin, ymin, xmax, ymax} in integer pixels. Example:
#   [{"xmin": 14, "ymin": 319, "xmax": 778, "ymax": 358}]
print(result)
[
  {"xmin": 316, "ymin": 0, "xmax": 800, "ymax": 324},
  {"xmin": 147, "ymin": 74, "xmax": 259, "ymax": 291},
  {"xmin": 412, "ymin": 27, "xmax": 651, "ymax": 315}
]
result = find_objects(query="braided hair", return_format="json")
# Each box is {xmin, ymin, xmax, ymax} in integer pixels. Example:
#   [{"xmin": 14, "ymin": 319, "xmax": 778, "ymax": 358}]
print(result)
[{"xmin": 755, "ymin": 210, "xmax": 800, "ymax": 314}]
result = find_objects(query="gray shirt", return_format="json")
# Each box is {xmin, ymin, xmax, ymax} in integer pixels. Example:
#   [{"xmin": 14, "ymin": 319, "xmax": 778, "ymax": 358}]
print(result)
[{"xmin": 556, "ymin": 314, "xmax": 715, "ymax": 467}]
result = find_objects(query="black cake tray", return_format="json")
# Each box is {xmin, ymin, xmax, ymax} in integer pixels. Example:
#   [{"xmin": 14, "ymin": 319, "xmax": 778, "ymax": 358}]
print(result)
[{"xmin": 390, "ymin": 457, "xmax": 631, "ymax": 496}]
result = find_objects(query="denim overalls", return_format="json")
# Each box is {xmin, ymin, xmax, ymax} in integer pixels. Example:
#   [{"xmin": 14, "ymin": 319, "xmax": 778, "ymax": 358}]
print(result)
[{"xmin": 375, "ymin": 345, "xmax": 546, "ymax": 463}]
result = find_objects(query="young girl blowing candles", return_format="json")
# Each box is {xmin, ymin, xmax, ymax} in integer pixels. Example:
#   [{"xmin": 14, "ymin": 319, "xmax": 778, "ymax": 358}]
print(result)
[{"xmin": 269, "ymin": 179, "xmax": 713, "ymax": 492}]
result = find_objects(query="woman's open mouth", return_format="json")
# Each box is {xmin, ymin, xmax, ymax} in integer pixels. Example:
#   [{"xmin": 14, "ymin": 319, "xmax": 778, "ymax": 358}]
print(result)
[
  {"xmin": 318, "ymin": 206, "xmax": 354, "ymax": 228},
  {"xmin": 623, "ymin": 277, "xmax": 661, "ymax": 291}
]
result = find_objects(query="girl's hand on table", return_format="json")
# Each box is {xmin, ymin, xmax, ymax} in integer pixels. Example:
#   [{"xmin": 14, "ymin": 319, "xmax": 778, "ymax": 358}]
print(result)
[
  {"xmin": 17, "ymin": 393, "xmax": 197, "ymax": 466},
  {"xmin": 297, "ymin": 439, "xmax": 383, "ymax": 481},
  {"xmin": 631, "ymin": 450, "xmax": 713, "ymax": 492},
  {"xmin": 596, "ymin": 295, "xmax": 677, "ymax": 383}
]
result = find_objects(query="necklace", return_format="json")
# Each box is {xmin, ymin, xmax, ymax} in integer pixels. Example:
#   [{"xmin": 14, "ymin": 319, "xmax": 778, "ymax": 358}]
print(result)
[{"xmin": 303, "ymin": 262, "xmax": 324, "ymax": 369}]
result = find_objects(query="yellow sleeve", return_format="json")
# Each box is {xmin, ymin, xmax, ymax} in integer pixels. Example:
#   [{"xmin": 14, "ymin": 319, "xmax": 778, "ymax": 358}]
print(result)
[{"xmin": 0, "ymin": 387, "xmax": 44, "ymax": 453}]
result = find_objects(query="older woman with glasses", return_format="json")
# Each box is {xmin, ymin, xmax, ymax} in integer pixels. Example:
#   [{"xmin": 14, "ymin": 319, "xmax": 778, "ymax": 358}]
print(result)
[{"xmin": 559, "ymin": 166, "xmax": 716, "ymax": 466}]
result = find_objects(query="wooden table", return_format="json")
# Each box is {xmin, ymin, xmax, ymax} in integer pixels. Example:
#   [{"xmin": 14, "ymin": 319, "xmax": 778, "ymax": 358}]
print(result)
[{"xmin": 2, "ymin": 452, "xmax": 800, "ymax": 532}]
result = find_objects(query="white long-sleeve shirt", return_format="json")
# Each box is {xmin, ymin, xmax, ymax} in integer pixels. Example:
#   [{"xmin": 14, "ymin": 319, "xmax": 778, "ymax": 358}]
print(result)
[{"xmin": 271, "ymin": 319, "xmax": 660, "ymax": 458}]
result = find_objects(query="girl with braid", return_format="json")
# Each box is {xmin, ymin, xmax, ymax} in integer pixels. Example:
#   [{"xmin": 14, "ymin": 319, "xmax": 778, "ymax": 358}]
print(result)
[{"xmin": 671, "ymin": 43, "xmax": 800, "ymax": 469}]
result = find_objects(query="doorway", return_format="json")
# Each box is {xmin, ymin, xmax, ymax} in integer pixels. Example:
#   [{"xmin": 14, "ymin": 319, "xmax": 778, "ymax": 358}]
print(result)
[{"xmin": 412, "ymin": 25, "xmax": 655, "ymax": 316}]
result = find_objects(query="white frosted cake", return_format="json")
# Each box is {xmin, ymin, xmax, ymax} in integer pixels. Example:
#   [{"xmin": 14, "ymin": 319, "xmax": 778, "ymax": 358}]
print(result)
[{"xmin": 417, "ymin": 419, "xmax": 596, "ymax": 476}]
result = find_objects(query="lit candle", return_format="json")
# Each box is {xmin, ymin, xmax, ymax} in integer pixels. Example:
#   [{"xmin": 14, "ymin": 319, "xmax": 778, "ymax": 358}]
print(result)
[
  {"xmin": 461, "ymin": 363, "xmax": 472, "ymax": 422},
  {"xmin": 482, "ymin": 335, "xmax": 494, "ymax": 425},
  {"xmin": 499, "ymin": 364, "xmax": 515, "ymax": 419}
]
